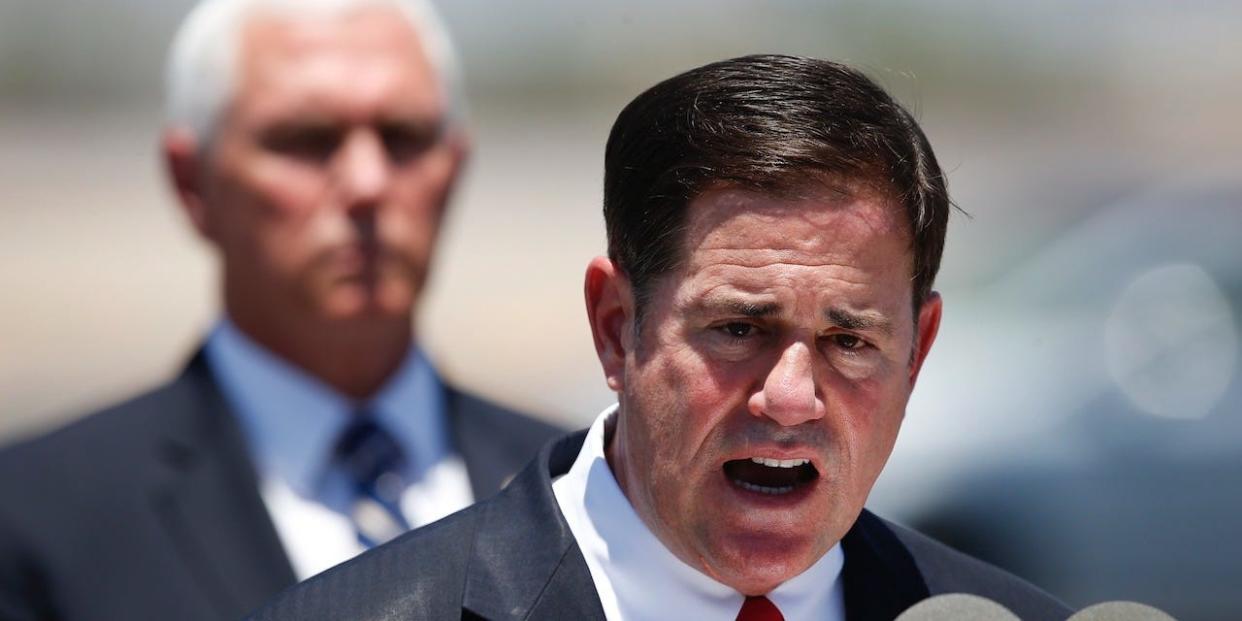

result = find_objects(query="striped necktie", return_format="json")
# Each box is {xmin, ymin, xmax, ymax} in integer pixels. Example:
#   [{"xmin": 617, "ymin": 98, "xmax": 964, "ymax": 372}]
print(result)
[{"xmin": 333, "ymin": 412, "xmax": 412, "ymax": 547}]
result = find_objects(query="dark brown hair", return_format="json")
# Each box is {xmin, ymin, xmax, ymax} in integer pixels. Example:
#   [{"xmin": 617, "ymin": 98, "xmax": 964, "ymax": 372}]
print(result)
[{"xmin": 603, "ymin": 54, "xmax": 950, "ymax": 319}]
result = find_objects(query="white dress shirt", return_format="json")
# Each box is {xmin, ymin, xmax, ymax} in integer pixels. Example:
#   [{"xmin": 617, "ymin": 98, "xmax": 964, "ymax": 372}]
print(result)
[
  {"xmin": 553, "ymin": 405, "xmax": 846, "ymax": 621},
  {"xmin": 204, "ymin": 319, "xmax": 473, "ymax": 580}
]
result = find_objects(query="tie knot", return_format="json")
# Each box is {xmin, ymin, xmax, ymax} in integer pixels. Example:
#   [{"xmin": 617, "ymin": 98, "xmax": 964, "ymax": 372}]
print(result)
[
  {"xmin": 736, "ymin": 596, "xmax": 784, "ymax": 621},
  {"xmin": 334, "ymin": 411, "xmax": 412, "ymax": 546},
  {"xmin": 334, "ymin": 412, "xmax": 407, "ymax": 501}
]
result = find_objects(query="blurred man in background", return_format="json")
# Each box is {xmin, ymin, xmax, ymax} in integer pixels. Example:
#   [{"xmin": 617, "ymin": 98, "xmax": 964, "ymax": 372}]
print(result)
[
  {"xmin": 250, "ymin": 55, "xmax": 1070, "ymax": 621},
  {"xmin": 0, "ymin": 0, "xmax": 560, "ymax": 618}
]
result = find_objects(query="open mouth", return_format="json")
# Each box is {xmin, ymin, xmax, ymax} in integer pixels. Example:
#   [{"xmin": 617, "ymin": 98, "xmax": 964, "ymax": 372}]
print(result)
[{"xmin": 723, "ymin": 457, "xmax": 819, "ymax": 496}]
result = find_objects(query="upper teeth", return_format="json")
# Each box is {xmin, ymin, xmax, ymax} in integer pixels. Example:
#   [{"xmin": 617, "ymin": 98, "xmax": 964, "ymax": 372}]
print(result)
[{"xmin": 750, "ymin": 457, "xmax": 809, "ymax": 469}]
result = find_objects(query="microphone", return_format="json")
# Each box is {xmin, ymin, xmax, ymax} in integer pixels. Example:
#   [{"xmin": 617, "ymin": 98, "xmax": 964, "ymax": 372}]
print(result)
[
  {"xmin": 1067, "ymin": 601, "xmax": 1177, "ymax": 621},
  {"xmin": 894, "ymin": 594, "xmax": 1019, "ymax": 620},
  {"xmin": 896, "ymin": 595, "xmax": 1180, "ymax": 621}
]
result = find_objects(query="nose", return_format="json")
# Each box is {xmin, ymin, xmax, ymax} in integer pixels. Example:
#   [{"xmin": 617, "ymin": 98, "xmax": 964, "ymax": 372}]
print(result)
[
  {"xmin": 335, "ymin": 129, "xmax": 391, "ymax": 208},
  {"xmin": 748, "ymin": 341, "xmax": 826, "ymax": 426}
]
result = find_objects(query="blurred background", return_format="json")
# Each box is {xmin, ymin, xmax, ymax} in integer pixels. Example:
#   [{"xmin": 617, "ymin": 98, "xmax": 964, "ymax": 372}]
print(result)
[{"xmin": 2, "ymin": 0, "xmax": 1240, "ymax": 617}]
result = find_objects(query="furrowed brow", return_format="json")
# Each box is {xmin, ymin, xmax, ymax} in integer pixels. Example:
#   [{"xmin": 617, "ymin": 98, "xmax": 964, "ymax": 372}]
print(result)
[
  {"xmin": 825, "ymin": 307, "xmax": 892, "ymax": 334},
  {"xmin": 695, "ymin": 296, "xmax": 781, "ymax": 318}
]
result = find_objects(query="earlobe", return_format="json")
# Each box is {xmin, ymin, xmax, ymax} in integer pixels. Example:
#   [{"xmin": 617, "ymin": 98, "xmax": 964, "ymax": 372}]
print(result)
[
  {"xmin": 162, "ymin": 128, "xmax": 212, "ymax": 239},
  {"xmin": 909, "ymin": 292, "xmax": 942, "ymax": 386},
  {"xmin": 584, "ymin": 257, "xmax": 632, "ymax": 393}
]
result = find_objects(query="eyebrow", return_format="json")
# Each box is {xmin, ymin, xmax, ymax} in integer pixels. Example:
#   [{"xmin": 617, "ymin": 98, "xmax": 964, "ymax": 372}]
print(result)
[
  {"xmin": 380, "ymin": 115, "xmax": 445, "ymax": 134},
  {"xmin": 825, "ymin": 307, "xmax": 892, "ymax": 334},
  {"xmin": 695, "ymin": 297, "xmax": 781, "ymax": 318},
  {"xmin": 692, "ymin": 296, "xmax": 893, "ymax": 333}
]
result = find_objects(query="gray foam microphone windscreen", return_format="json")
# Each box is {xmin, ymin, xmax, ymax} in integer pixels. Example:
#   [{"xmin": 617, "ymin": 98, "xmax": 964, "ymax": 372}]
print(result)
[
  {"xmin": 1067, "ymin": 601, "xmax": 1177, "ymax": 621},
  {"xmin": 894, "ymin": 594, "xmax": 1020, "ymax": 621}
]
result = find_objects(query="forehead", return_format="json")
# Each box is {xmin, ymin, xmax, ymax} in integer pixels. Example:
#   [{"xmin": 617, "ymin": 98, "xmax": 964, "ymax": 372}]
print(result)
[
  {"xmin": 232, "ymin": 6, "xmax": 442, "ymax": 121},
  {"xmin": 681, "ymin": 182, "xmax": 911, "ymax": 275}
]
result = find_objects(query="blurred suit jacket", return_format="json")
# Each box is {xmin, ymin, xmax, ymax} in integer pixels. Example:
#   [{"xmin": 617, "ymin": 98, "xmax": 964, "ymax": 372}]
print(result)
[
  {"xmin": 0, "ymin": 351, "xmax": 562, "ymax": 621},
  {"xmin": 249, "ymin": 431, "xmax": 1073, "ymax": 621}
]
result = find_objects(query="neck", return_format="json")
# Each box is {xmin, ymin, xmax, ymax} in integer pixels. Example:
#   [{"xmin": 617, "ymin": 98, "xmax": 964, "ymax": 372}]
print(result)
[{"xmin": 226, "ymin": 303, "xmax": 413, "ymax": 401}]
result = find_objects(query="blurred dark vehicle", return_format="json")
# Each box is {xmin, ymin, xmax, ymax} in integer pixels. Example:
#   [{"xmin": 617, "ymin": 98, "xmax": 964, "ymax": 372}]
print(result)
[{"xmin": 905, "ymin": 171, "xmax": 1242, "ymax": 620}]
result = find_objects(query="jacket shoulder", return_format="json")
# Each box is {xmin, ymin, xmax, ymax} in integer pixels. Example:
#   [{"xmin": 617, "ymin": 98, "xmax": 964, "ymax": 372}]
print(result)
[
  {"xmin": 0, "ymin": 379, "xmax": 192, "ymax": 493},
  {"xmin": 0, "ymin": 379, "xmax": 208, "ymax": 621},
  {"xmin": 447, "ymin": 388, "xmax": 565, "ymax": 496},
  {"xmin": 884, "ymin": 518, "xmax": 1072, "ymax": 620},
  {"xmin": 449, "ymin": 389, "xmax": 564, "ymax": 447},
  {"xmin": 250, "ymin": 502, "xmax": 486, "ymax": 620}
]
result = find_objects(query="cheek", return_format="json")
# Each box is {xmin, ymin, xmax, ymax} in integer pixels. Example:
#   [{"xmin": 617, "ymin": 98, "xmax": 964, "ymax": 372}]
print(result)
[
  {"xmin": 381, "ymin": 172, "xmax": 452, "ymax": 249},
  {"xmin": 649, "ymin": 349, "xmax": 748, "ymax": 465},
  {"xmin": 411, "ymin": 145, "xmax": 459, "ymax": 192},
  {"xmin": 391, "ymin": 147, "xmax": 457, "ymax": 207},
  {"xmin": 262, "ymin": 176, "xmax": 372, "ymax": 271},
  {"xmin": 836, "ymin": 378, "xmax": 907, "ymax": 482},
  {"xmin": 243, "ymin": 156, "xmax": 330, "ymax": 216},
  {"xmin": 623, "ymin": 354, "xmax": 690, "ymax": 464},
  {"xmin": 213, "ymin": 164, "xmax": 336, "ymax": 252},
  {"xmin": 634, "ymin": 364, "xmax": 691, "ymax": 456},
  {"xmin": 378, "ymin": 199, "xmax": 442, "ymax": 251}
]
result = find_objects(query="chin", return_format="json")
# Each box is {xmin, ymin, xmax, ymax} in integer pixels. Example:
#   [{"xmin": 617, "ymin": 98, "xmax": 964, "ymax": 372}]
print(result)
[
  {"xmin": 700, "ymin": 528, "xmax": 823, "ymax": 595},
  {"xmin": 708, "ymin": 550, "xmax": 815, "ymax": 596}
]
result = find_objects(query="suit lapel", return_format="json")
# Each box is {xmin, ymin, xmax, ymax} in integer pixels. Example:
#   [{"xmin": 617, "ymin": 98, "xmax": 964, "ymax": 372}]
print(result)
[
  {"xmin": 448, "ymin": 386, "xmax": 556, "ymax": 499},
  {"xmin": 149, "ymin": 352, "xmax": 296, "ymax": 617},
  {"xmin": 456, "ymin": 430, "xmax": 931, "ymax": 621},
  {"xmin": 840, "ymin": 509, "xmax": 930, "ymax": 620},
  {"xmin": 462, "ymin": 432, "xmax": 606, "ymax": 621},
  {"xmin": 444, "ymin": 387, "xmax": 504, "ymax": 498}
]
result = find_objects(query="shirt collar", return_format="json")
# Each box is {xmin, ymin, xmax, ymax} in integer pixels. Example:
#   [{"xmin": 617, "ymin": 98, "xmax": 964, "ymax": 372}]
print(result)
[
  {"xmin": 204, "ymin": 318, "xmax": 448, "ymax": 500},
  {"xmin": 370, "ymin": 344, "xmax": 450, "ymax": 474},
  {"xmin": 553, "ymin": 405, "xmax": 845, "ymax": 621}
]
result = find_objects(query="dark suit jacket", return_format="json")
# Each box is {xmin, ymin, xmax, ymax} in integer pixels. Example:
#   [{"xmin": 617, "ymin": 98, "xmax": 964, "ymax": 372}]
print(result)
[
  {"xmin": 250, "ymin": 431, "xmax": 1072, "ymax": 621},
  {"xmin": 0, "ymin": 351, "xmax": 562, "ymax": 621}
]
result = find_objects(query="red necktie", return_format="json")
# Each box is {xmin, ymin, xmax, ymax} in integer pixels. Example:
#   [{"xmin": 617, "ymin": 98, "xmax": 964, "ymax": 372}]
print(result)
[{"xmin": 736, "ymin": 596, "xmax": 785, "ymax": 621}]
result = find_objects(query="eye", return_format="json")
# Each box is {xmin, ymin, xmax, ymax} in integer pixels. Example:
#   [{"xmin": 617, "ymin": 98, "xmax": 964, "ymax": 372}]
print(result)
[
  {"xmin": 720, "ymin": 322, "xmax": 755, "ymax": 338},
  {"xmin": 380, "ymin": 122, "xmax": 442, "ymax": 163},
  {"xmin": 705, "ymin": 321, "xmax": 765, "ymax": 359},
  {"xmin": 831, "ymin": 333, "xmax": 865, "ymax": 350},
  {"xmin": 261, "ymin": 124, "xmax": 342, "ymax": 162}
]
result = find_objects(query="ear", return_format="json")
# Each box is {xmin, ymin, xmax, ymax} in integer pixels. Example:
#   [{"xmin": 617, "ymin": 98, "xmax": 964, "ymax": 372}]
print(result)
[
  {"xmin": 424, "ymin": 128, "xmax": 471, "ymax": 222},
  {"xmin": 584, "ymin": 256, "xmax": 634, "ymax": 393},
  {"xmin": 446, "ymin": 128, "xmax": 471, "ymax": 176},
  {"xmin": 162, "ymin": 127, "xmax": 213, "ymax": 240},
  {"xmin": 908, "ymin": 291, "xmax": 942, "ymax": 386}
]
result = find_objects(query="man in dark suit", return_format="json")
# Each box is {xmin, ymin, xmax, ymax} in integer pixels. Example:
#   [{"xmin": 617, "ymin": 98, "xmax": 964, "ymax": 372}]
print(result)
[
  {"xmin": 0, "ymin": 0, "xmax": 560, "ymax": 619},
  {"xmin": 251, "ymin": 56, "xmax": 1072, "ymax": 620}
]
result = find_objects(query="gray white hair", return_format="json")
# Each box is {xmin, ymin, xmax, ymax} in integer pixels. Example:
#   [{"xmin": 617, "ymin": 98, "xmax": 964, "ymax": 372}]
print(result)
[{"xmin": 164, "ymin": 0, "xmax": 464, "ymax": 141}]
